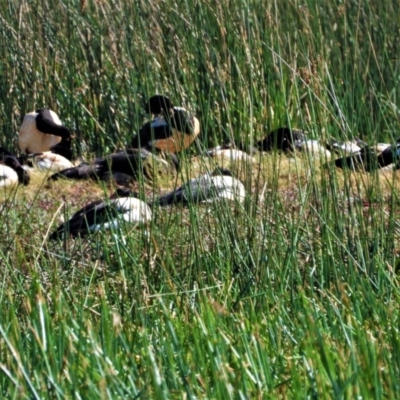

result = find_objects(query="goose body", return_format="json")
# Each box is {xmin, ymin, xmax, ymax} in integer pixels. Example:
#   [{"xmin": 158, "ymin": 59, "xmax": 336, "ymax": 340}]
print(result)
[
  {"xmin": 49, "ymin": 189, "xmax": 152, "ymax": 240},
  {"xmin": 207, "ymin": 144, "xmax": 256, "ymax": 163},
  {"xmin": 18, "ymin": 109, "xmax": 72, "ymax": 160},
  {"xmin": 295, "ymin": 139, "xmax": 332, "ymax": 159},
  {"xmin": 373, "ymin": 143, "xmax": 391, "ymax": 153},
  {"xmin": 328, "ymin": 139, "xmax": 365, "ymax": 155},
  {"xmin": 334, "ymin": 141, "xmax": 400, "ymax": 172},
  {"xmin": 49, "ymin": 148, "xmax": 152, "ymax": 182},
  {"xmin": 376, "ymin": 142, "xmax": 400, "ymax": 168},
  {"xmin": 155, "ymin": 169, "xmax": 246, "ymax": 206},
  {"xmin": 0, "ymin": 164, "xmax": 19, "ymax": 188},
  {"xmin": 131, "ymin": 95, "xmax": 200, "ymax": 153},
  {"xmin": 0, "ymin": 150, "xmax": 30, "ymax": 187},
  {"xmin": 334, "ymin": 147, "xmax": 377, "ymax": 171},
  {"xmin": 257, "ymin": 127, "xmax": 306, "ymax": 152},
  {"xmin": 30, "ymin": 151, "xmax": 74, "ymax": 171}
]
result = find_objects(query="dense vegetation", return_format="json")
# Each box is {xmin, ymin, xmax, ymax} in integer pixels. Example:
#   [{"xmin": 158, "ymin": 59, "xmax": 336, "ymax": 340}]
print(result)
[{"xmin": 0, "ymin": 0, "xmax": 399, "ymax": 397}]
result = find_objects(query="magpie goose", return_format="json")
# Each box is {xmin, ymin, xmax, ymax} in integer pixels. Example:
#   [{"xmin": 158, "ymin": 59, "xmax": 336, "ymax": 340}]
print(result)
[
  {"xmin": 333, "ymin": 146, "xmax": 378, "ymax": 171},
  {"xmin": 19, "ymin": 109, "xmax": 73, "ymax": 160},
  {"xmin": 327, "ymin": 138, "xmax": 366, "ymax": 155},
  {"xmin": 294, "ymin": 139, "xmax": 332, "ymax": 159},
  {"xmin": 131, "ymin": 95, "xmax": 200, "ymax": 153},
  {"xmin": 375, "ymin": 141, "xmax": 400, "ymax": 169},
  {"xmin": 49, "ymin": 188, "xmax": 152, "ymax": 240},
  {"xmin": 373, "ymin": 143, "xmax": 391, "ymax": 153},
  {"xmin": 334, "ymin": 141, "xmax": 399, "ymax": 172},
  {"xmin": 207, "ymin": 143, "xmax": 257, "ymax": 163},
  {"xmin": 155, "ymin": 168, "xmax": 246, "ymax": 206},
  {"xmin": 0, "ymin": 148, "xmax": 30, "ymax": 187},
  {"xmin": 27, "ymin": 151, "xmax": 74, "ymax": 171},
  {"xmin": 48, "ymin": 148, "xmax": 159, "ymax": 183}
]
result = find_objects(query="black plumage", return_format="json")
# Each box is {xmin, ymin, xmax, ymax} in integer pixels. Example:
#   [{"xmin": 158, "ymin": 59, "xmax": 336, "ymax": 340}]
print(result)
[
  {"xmin": 19, "ymin": 108, "xmax": 73, "ymax": 160},
  {"xmin": 334, "ymin": 142, "xmax": 400, "ymax": 172},
  {"xmin": 154, "ymin": 168, "xmax": 246, "ymax": 207},
  {"xmin": 376, "ymin": 143, "xmax": 400, "ymax": 169},
  {"xmin": 0, "ymin": 147, "xmax": 30, "ymax": 185},
  {"xmin": 36, "ymin": 109, "xmax": 73, "ymax": 160},
  {"xmin": 48, "ymin": 148, "xmax": 153, "ymax": 182},
  {"xmin": 49, "ymin": 188, "xmax": 152, "ymax": 240},
  {"xmin": 131, "ymin": 95, "xmax": 200, "ymax": 154},
  {"xmin": 256, "ymin": 127, "xmax": 306, "ymax": 152}
]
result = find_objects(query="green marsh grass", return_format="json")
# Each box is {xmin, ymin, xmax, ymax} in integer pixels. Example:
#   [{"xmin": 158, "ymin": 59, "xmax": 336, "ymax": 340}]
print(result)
[{"xmin": 1, "ymin": 0, "xmax": 400, "ymax": 398}]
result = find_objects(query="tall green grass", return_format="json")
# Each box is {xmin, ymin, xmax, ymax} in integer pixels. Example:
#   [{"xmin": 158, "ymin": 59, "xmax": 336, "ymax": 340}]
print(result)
[{"xmin": 1, "ymin": 0, "xmax": 400, "ymax": 398}]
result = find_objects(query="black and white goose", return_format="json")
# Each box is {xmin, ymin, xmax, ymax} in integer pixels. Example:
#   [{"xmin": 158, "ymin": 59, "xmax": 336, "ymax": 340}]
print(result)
[
  {"xmin": 333, "ymin": 140, "xmax": 398, "ymax": 172},
  {"xmin": 0, "ymin": 147, "xmax": 30, "ymax": 188},
  {"xmin": 207, "ymin": 143, "xmax": 257, "ymax": 163},
  {"xmin": 49, "ymin": 188, "xmax": 152, "ymax": 240},
  {"xmin": 154, "ymin": 168, "xmax": 246, "ymax": 206},
  {"xmin": 373, "ymin": 143, "xmax": 392, "ymax": 153},
  {"xmin": 375, "ymin": 140, "xmax": 400, "ymax": 169},
  {"xmin": 256, "ymin": 127, "xmax": 306, "ymax": 152},
  {"xmin": 48, "ymin": 148, "xmax": 162, "ymax": 185},
  {"xmin": 18, "ymin": 109, "xmax": 74, "ymax": 169},
  {"xmin": 131, "ymin": 95, "xmax": 200, "ymax": 154},
  {"xmin": 27, "ymin": 151, "xmax": 74, "ymax": 171},
  {"xmin": 333, "ymin": 146, "xmax": 377, "ymax": 171},
  {"xmin": 294, "ymin": 139, "xmax": 332, "ymax": 159},
  {"xmin": 327, "ymin": 138, "xmax": 366, "ymax": 155}
]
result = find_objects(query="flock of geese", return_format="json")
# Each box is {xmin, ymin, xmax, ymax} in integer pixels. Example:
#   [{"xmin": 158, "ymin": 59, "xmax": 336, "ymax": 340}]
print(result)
[{"xmin": 1, "ymin": 94, "xmax": 399, "ymax": 240}]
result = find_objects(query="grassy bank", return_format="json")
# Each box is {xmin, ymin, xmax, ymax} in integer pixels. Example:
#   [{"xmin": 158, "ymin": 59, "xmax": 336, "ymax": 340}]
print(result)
[{"xmin": 1, "ymin": 0, "xmax": 400, "ymax": 398}]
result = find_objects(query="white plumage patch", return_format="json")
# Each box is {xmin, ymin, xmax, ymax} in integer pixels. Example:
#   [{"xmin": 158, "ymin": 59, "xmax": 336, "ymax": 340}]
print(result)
[
  {"xmin": 33, "ymin": 152, "xmax": 74, "ymax": 171},
  {"xmin": 18, "ymin": 110, "xmax": 63, "ymax": 154},
  {"xmin": 208, "ymin": 148, "xmax": 256, "ymax": 163},
  {"xmin": 183, "ymin": 173, "xmax": 246, "ymax": 203},
  {"xmin": 151, "ymin": 115, "xmax": 168, "ymax": 128},
  {"xmin": 331, "ymin": 141, "xmax": 362, "ymax": 155},
  {"xmin": 50, "ymin": 194, "xmax": 153, "ymax": 240},
  {"xmin": 296, "ymin": 140, "xmax": 332, "ymax": 159},
  {"xmin": 87, "ymin": 198, "xmax": 152, "ymax": 233},
  {"xmin": 157, "ymin": 169, "xmax": 247, "ymax": 206},
  {"xmin": 0, "ymin": 165, "xmax": 19, "ymax": 188},
  {"xmin": 374, "ymin": 143, "xmax": 391, "ymax": 153},
  {"xmin": 113, "ymin": 197, "xmax": 153, "ymax": 223},
  {"xmin": 204, "ymin": 175, "xmax": 246, "ymax": 202}
]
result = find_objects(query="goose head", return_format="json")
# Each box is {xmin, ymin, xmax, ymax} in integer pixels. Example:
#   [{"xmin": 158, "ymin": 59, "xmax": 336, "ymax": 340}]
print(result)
[{"xmin": 144, "ymin": 95, "xmax": 174, "ymax": 116}]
